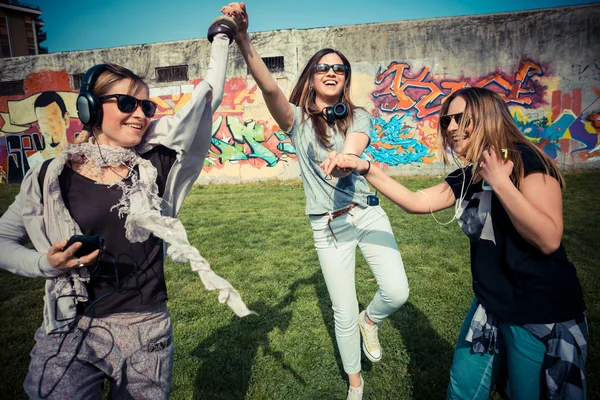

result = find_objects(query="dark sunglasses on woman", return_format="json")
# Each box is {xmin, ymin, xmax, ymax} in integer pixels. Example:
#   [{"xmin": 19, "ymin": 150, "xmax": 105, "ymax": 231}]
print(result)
[
  {"xmin": 439, "ymin": 112, "xmax": 470, "ymax": 130},
  {"xmin": 314, "ymin": 63, "xmax": 348, "ymax": 75},
  {"xmin": 99, "ymin": 94, "xmax": 158, "ymax": 118}
]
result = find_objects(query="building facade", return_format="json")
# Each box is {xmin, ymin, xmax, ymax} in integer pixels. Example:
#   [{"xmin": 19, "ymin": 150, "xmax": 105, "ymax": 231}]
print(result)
[{"xmin": 0, "ymin": 0, "xmax": 46, "ymax": 59}]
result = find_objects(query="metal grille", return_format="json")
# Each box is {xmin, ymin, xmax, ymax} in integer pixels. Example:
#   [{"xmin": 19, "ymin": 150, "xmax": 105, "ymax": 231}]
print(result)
[
  {"xmin": 0, "ymin": 80, "xmax": 24, "ymax": 96},
  {"xmin": 248, "ymin": 56, "xmax": 284, "ymax": 74},
  {"xmin": 71, "ymin": 73, "xmax": 85, "ymax": 90},
  {"xmin": 155, "ymin": 65, "xmax": 189, "ymax": 83}
]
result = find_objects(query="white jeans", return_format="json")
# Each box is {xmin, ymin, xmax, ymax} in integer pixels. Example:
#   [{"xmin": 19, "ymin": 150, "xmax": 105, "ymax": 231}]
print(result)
[{"xmin": 309, "ymin": 205, "xmax": 409, "ymax": 374}]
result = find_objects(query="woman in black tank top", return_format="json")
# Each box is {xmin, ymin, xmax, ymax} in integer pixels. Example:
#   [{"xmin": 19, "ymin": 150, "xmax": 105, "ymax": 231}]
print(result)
[{"xmin": 327, "ymin": 87, "xmax": 587, "ymax": 399}]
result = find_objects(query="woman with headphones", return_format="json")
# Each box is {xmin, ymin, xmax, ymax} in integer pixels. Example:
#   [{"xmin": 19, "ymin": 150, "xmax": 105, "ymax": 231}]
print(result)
[
  {"xmin": 222, "ymin": 3, "xmax": 409, "ymax": 399},
  {"xmin": 0, "ymin": 18, "xmax": 253, "ymax": 399},
  {"xmin": 325, "ymin": 87, "xmax": 588, "ymax": 399}
]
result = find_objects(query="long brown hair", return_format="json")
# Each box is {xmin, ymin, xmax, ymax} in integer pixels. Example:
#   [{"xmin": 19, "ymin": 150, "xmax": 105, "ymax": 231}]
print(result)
[
  {"xmin": 75, "ymin": 64, "xmax": 149, "ymax": 144},
  {"xmin": 288, "ymin": 48, "xmax": 360, "ymax": 147},
  {"xmin": 437, "ymin": 87, "xmax": 564, "ymax": 189}
]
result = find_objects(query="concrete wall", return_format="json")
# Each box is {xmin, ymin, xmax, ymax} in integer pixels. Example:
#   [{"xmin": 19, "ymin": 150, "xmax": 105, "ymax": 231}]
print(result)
[{"xmin": 0, "ymin": 4, "xmax": 599, "ymax": 184}]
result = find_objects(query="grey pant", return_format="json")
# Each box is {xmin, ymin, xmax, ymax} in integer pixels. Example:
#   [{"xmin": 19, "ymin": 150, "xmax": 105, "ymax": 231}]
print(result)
[
  {"xmin": 309, "ymin": 205, "xmax": 409, "ymax": 374},
  {"xmin": 24, "ymin": 302, "xmax": 173, "ymax": 400}
]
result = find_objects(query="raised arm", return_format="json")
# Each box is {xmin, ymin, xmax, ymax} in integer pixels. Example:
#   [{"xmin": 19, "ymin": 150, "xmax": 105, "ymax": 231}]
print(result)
[
  {"xmin": 333, "ymin": 154, "xmax": 456, "ymax": 213},
  {"xmin": 204, "ymin": 28, "xmax": 233, "ymax": 113},
  {"xmin": 138, "ymin": 25, "xmax": 234, "ymax": 214},
  {"xmin": 223, "ymin": 2, "xmax": 294, "ymax": 131},
  {"xmin": 140, "ymin": 27, "xmax": 231, "ymax": 158}
]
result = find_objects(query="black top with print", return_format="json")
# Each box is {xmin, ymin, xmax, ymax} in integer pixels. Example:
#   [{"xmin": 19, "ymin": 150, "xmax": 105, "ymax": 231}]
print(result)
[
  {"xmin": 444, "ymin": 143, "xmax": 585, "ymax": 324},
  {"xmin": 60, "ymin": 145, "xmax": 177, "ymax": 317}
]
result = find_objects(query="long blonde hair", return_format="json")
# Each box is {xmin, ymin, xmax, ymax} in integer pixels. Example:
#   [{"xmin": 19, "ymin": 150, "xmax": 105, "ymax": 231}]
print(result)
[
  {"xmin": 75, "ymin": 64, "xmax": 149, "ymax": 144},
  {"xmin": 289, "ymin": 48, "xmax": 360, "ymax": 148},
  {"xmin": 437, "ymin": 87, "xmax": 564, "ymax": 189}
]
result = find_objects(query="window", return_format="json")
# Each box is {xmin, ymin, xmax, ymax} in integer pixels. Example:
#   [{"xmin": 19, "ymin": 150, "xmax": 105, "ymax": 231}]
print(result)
[
  {"xmin": 27, "ymin": 34, "xmax": 35, "ymax": 55},
  {"xmin": 249, "ymin": 56, "xmax": 284, "ymax": 74},
  {"xmin": 0, "ymin": 14, "xmax": 9, "ymax": 57},
  {"xmin": 71, "ymin": 73, "xmax": 85, "ymax": 90},
  {"xmin": 155, "ymin": 65, "xmax": 188, "ymax": 83},
  {"xmin": 0, "ymin": 80, "xmax": 25, "ymax": 96}
]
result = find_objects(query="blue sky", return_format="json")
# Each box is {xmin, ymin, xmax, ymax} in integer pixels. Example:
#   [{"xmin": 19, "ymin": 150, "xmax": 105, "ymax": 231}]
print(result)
[{"xmin": 27, "ymin": 0, "xmax": 597, "ymax": 53}]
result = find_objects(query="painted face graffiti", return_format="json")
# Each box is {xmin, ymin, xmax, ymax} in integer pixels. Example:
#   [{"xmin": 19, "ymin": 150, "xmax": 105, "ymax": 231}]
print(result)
[{"xmin": 35, "ymin": 101, "xmax": 69, "ymax": 149}]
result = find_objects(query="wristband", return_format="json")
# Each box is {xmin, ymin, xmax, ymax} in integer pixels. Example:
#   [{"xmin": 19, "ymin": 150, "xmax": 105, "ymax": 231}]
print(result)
[{"xmin": 360, "ymin": 160, "xmax": 371, "ymax": 176}]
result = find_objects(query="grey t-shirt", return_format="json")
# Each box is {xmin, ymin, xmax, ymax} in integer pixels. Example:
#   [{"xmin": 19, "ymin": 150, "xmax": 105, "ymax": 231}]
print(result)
[{"xmin": 286, "ymin": 104, "xmax": 374, "ymax": 215}]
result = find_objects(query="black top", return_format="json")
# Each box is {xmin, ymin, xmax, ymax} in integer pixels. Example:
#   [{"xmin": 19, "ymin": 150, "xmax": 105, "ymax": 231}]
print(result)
[
  {"xmin": 444, "ymin": 143, "xmax": 585, "ymax": 324},
  {"xmin": 59, "ymin": 145, "xmax": 177, "ymax": 317}
]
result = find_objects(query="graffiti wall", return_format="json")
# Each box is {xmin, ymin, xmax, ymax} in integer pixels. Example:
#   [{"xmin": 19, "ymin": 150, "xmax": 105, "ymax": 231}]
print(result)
[
  {"xmin": 150, "ymin": 77, "xmax": 297, "ymax": 175},
  {"xmin": 365, "ymin": 60, "xmax": 600, "ymax": 169},
  {"xmin": 1, "ymin": 60, "xmax": 598, "ymax": 184},
  {"xmin": 1, "ymin": 5, "xmax": 599, "ymax": 183},
  {"xmin": 0, "ymin": 72, "xmax": 298, "ymax": 184}
]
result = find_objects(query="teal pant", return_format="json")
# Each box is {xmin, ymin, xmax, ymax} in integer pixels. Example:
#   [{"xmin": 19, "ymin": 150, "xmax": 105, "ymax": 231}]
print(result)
[{"xmin": 447, "ymin": 298, "xmax": 547, "ymax": 400}]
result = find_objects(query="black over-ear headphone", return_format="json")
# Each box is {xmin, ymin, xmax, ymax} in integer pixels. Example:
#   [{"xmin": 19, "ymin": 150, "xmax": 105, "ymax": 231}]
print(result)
[
  {"xmin": 324, "ymin": 102, "xmax": 348, "ymax": 124},
  {"xmin": 76, "ymin": 64, "xmax": 109, "ymax": 129}
]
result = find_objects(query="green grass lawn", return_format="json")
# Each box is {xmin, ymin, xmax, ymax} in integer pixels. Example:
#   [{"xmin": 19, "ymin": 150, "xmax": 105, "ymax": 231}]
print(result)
[{"xmin": 0, "ymin": 171, "xmax": 598, "ymax": 399}]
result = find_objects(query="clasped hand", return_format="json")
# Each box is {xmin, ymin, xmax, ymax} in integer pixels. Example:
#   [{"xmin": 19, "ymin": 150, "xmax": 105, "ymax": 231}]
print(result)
[
  {"xmin": 221, "ymin": 2, "xmax": 248, "ymax": 42},
  {"xmin": 320, "ymin": 151, "xmax": 364, "ymax": 178}
]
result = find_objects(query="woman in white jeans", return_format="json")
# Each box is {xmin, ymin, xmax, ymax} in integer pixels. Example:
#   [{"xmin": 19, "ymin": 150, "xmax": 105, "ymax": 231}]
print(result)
[{"xmin": 222, "ymin": 3, "xmax": 409, "ymax": 399}]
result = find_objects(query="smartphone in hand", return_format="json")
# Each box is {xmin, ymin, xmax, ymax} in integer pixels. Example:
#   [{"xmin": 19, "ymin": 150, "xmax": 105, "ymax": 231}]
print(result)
[
  {"xmin": 482, "ymin": 149, "xmax": 508, "ymax": 191},
  {"xmin": 63, "ymin": 234, "xmax": 104, "ymax": 257}
]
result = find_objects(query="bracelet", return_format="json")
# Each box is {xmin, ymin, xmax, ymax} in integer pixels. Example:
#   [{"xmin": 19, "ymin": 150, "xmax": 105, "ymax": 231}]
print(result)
[
  {"xmin": 344, "ymin": 152, "xmax": 360, "ymax": 158},
  {"xmin": 360, "ymin": 160, "xmax": 371, "ymax": 176}
]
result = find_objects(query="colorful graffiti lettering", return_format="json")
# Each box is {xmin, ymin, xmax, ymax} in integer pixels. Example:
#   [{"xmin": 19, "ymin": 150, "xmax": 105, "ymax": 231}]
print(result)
[
  {"xmin": 513, "ymin": 88, "xmax": 600, "ymax": 160},
  {"xmin": 207, "ymin": 115, "xmax": 296, "ymax": 168},
  {"xmin": 2, "ymin": 132, "xmax": 44, "ymax": 183},
  {"xmin": 369, "ymin": 59, "xmax": 599, "ymax": 166},
  {"xmin": 365, "ymin": 112, "xmax": 435, "ymax": 166},
  {"xmin": 149, "ymin": 77, "xmax": 258, "ymax": 118},
  {"xmin": 373, "ymin": 60, "xmax": 545, "ymax": 119},
  {"xmin": 0, "ymin": 71, "xmax": 296, "ymax": 183},
  {"xmin": 149, "ymin": 78, "xmax": 296, "ymax": 169},
  {"xmin": 1, "ymin": 61, "xmax": 598, "ymax": 184}
]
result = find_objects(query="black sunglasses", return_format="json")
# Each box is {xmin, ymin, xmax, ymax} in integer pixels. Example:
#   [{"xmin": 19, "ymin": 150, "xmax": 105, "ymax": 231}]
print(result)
[
  {"xmin": 314, "ymin": 63, "xmax": 348, "ymax": 75},
  {"xmin": 439, "ymin": 112, "xmax": 469, "ymax": 130},
  {"xmin": 99, "ymin": 94, "xmax": 157, "ymax": 118}
]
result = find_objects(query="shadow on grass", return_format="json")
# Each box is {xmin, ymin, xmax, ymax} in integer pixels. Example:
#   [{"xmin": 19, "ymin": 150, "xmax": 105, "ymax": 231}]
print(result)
[
  {"xmin": 191, "ymin": 272, "xmax": 347, "ymax": 399},
  {"xmin": 388, "ymin": 302, "xmax": 455, "ymax": 399},
  {"xmin": 191, "ymin": 300, "xmax": 298, "ymax": 399}
]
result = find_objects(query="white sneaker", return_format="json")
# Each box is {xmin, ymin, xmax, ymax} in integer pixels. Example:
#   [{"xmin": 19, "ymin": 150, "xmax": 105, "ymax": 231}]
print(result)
[
  {"xmin": 347, "ymin": 376, "xmax": 364, "ymax": 400},
  {"xmin": 358, "ymin": 310, "xmax": 382, "ymax": 362}
]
